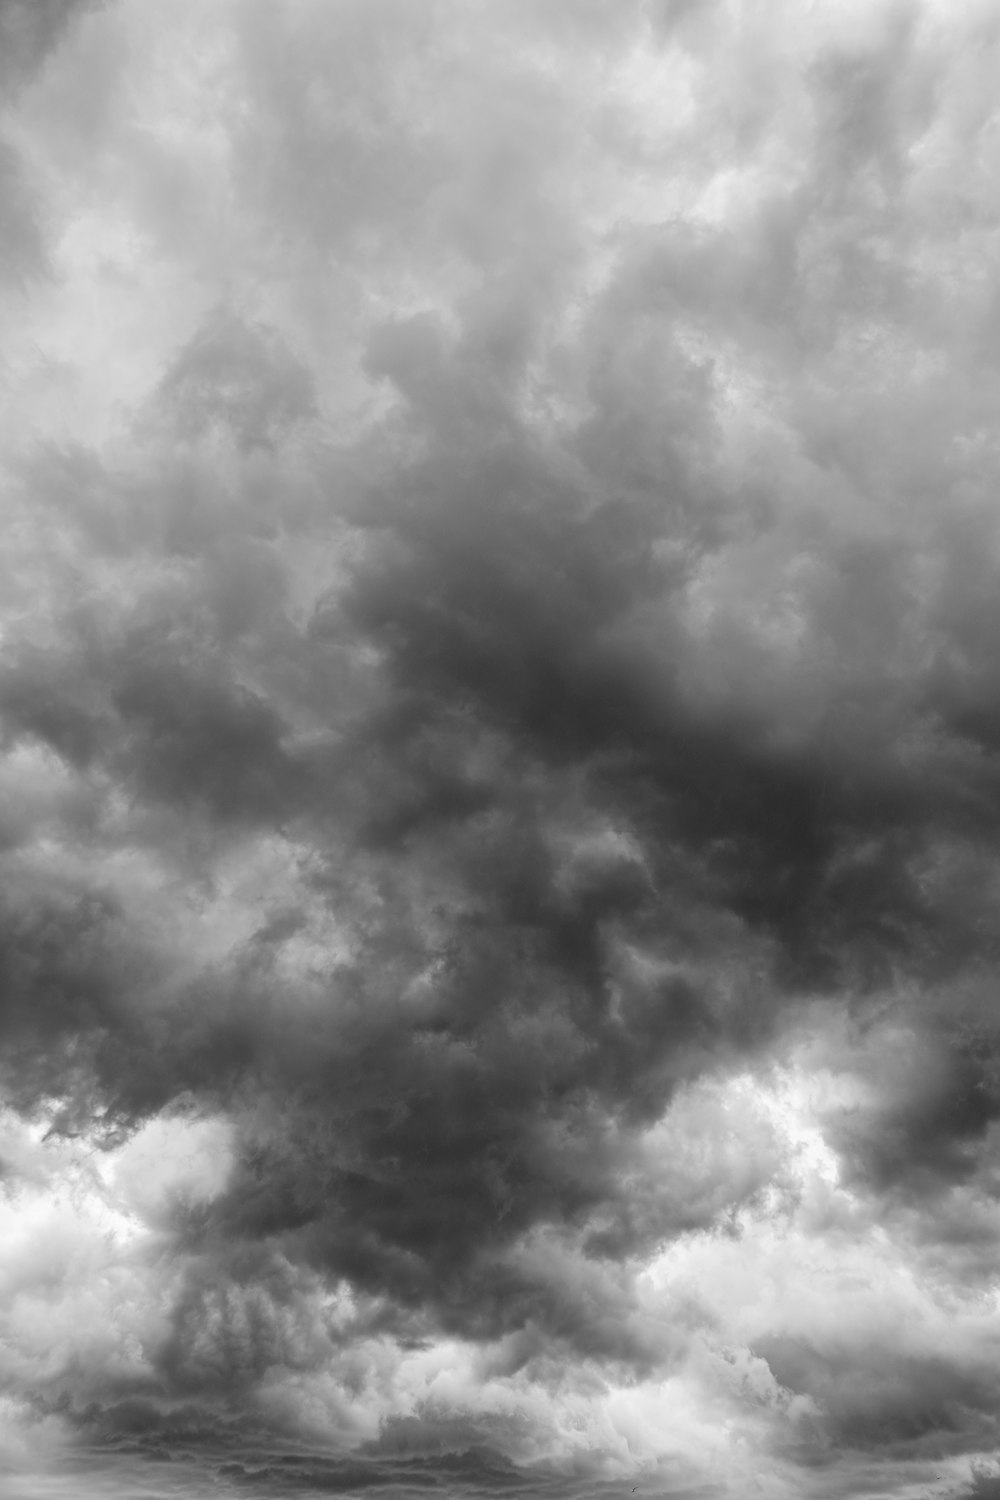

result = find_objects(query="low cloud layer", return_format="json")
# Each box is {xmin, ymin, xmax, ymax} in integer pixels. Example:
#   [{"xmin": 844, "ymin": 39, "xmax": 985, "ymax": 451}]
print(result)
[{"xmin": 2, "ymin": 1, "xmax": 1000, "ymax": 1497}]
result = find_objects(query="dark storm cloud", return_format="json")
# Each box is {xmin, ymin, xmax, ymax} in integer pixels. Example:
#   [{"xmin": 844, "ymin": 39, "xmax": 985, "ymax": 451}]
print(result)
[
  {"xmin": 0, "ymin": 868, "xmax": 248, "ymax": 1136},
  {"xmin": 64, "ymin": 1405, "xmax": 724, "ymax": 1500},
  {"xmin": 826, "ymin": 1004, "xmax": 1000, "ymax": 1199},
  {"xmin": 961, "ymin": 1467, "xmax": 1000, "ymax": 1500},
  {"xmin": 755, "ymin": 1332, "xmax": 1000, "ymax": 1450},
  {"xmin": 5, "ymin": 1, "xmax": 1000, "ymax": 1494},
  {"xmin": 3, "ymin": 181, "xmax": 999, "ymax": 1355},
  {"xmin": 0, "ymin": 276, "xmax": 794, "ymax": 1367}
]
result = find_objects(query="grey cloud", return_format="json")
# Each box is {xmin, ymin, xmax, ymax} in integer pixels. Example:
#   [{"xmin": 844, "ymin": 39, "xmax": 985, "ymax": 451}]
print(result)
[
  {"xmin": 0, "ymin": 0, "xmax": 104, "ymax": 287},
  {"xmin": 756, "ymin": 1333, "xmax": 1000, "ymax": 1451},
  {"xmin": 4, "ymin": 215, "xmax": 1000, "ymax": 1375},
  {"xmin": 0, "ymin": 624, "xmax": 301, "ymax": 824},
  {"xmin": 63, "ymin": 1411, "xmax": 723, "ymax": 1500},
  {"xmin": 157, "ymin": 310, "xmax": 317, "ymax": 452},
  {"xmin": 153, "ymin": 1247, "xmax": 336, "ymax": 1396},
  {"xmin": 0, "ymin": 875, "xmax": 147, "ymax": 1127},
  {"xmin": 0, "ymin": 883, "xmax": 229, "ymax": 1139},
  {"xmin": 799, "ymin": 972, "xmax": 1000, "ymax": 1208},
  {"xmin": 0, "ymin": 137, "xmax": 46, "ymax": 284},
  {"xmin": 6, "ymin": 1, "xmax": 1000, "ymax": 1494},
  {"xmin": 0, "ymin": 0, "xmax": 102, "ymax": 97},
  {"xmin": 962, "ymin": 1466, "xmax": 1000, "ymax": 1500}
]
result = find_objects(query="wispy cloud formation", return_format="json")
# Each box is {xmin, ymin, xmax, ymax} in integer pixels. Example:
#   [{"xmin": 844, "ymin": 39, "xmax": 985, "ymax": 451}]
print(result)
[{"xmin": 2, "ymin": 1, "xmax": 1000, "ymax": 1496}]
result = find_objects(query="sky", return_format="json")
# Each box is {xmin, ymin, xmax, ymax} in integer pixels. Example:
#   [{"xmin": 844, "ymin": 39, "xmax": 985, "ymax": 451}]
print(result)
[{"xmin": 2, "ymin": 0, "xmax": 1000, "ymax": 1497}]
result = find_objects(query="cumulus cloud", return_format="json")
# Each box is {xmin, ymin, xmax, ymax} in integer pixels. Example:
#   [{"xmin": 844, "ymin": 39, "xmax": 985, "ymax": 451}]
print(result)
[{"xmin": 2, "ymin": 0, "xmax": 1000, "ymax": 1497}]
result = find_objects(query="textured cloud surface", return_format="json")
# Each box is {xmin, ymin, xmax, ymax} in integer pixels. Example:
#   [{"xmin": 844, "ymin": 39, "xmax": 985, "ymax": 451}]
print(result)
[{"xmin": 2, "ymin": 1, "xmax": 1000, "ymax": 1497}]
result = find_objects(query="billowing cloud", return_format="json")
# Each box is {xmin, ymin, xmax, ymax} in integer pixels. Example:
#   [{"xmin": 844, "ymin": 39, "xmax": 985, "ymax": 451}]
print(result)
[{"xmin": 2, "ymin": 1, "xmax": 1000, "ymax": 1497}]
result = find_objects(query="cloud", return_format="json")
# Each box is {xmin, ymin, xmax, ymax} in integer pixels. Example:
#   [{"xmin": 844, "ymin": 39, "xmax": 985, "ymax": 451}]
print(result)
[
  {"xmin": 2, "ymin": 1, "xmax": 1000, "ymax": 1497},
  {"xmin": 0, "ymin": 0, "xmax": 106, "ymax": 294},
  {"xmin": 0, "ymin": 0, "xmax": 103, "ymax": 96},
  {"xmin": 962, "ymin": 1466, "xmax": 1000, "ymax": 1500}
]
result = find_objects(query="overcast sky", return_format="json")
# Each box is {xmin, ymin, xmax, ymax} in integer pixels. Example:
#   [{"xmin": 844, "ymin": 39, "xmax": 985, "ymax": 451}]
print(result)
[{"xmin": 2, "ymin": 2, "xmax": 1000, "ymax": 1498}]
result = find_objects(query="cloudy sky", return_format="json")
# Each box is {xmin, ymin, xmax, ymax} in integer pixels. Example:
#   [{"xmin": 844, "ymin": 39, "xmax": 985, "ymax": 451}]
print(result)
[{"xmin": 3, "ymin": 1, "xmax": 1000, "ymax": 1497}]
